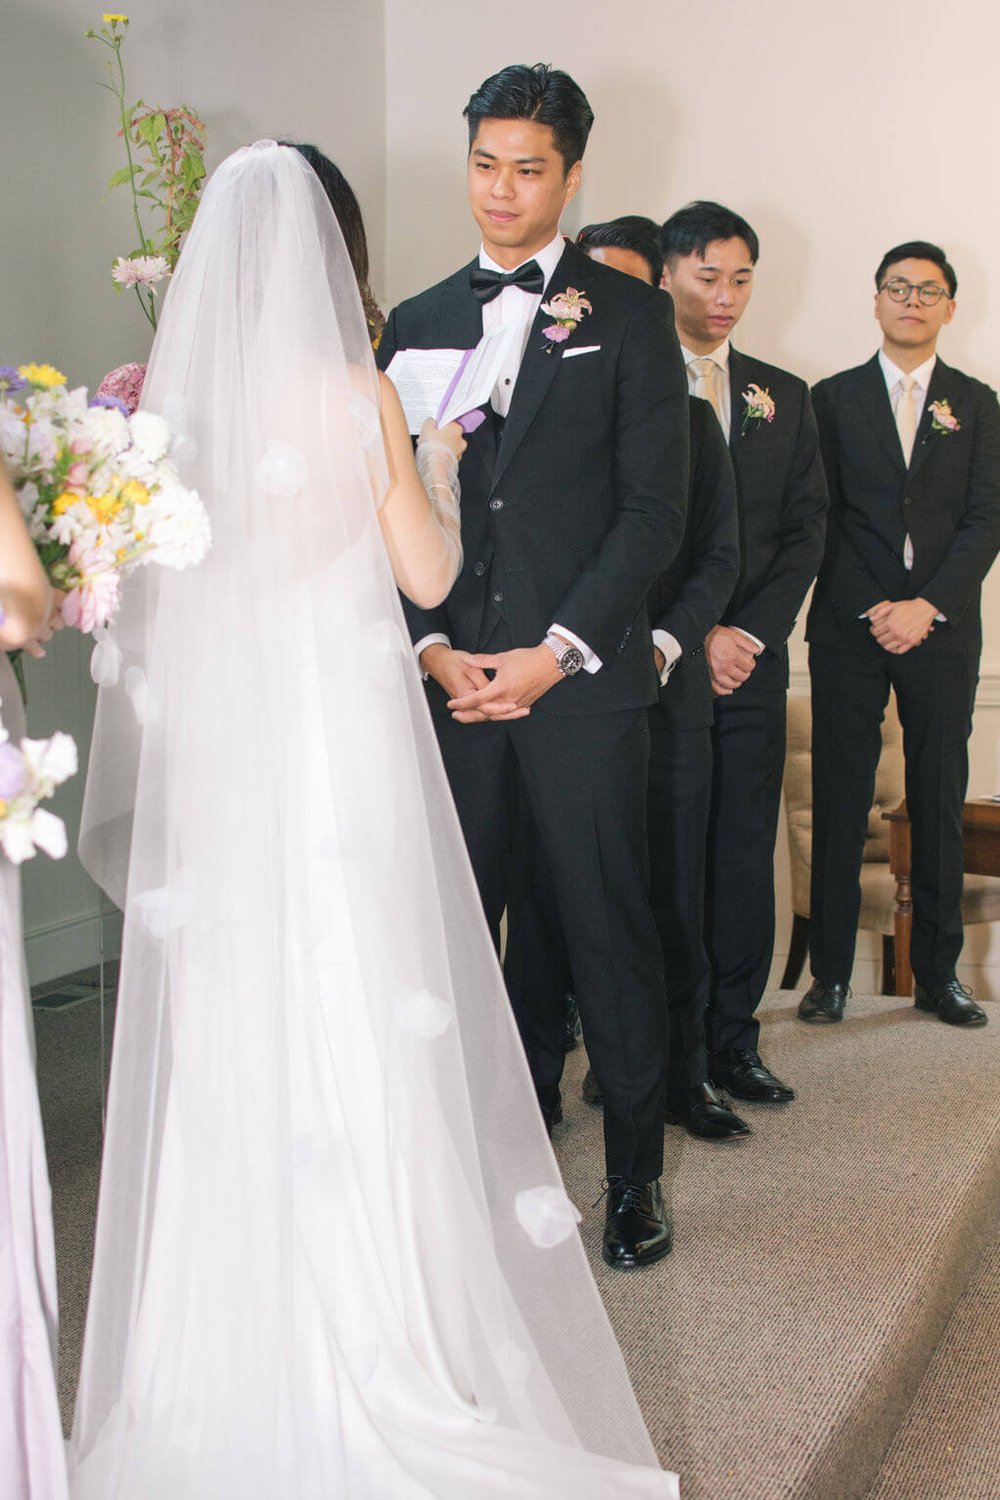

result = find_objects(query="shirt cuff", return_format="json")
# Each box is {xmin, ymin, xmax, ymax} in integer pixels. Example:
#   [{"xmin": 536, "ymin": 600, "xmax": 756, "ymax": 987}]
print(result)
[
  {"xmin": 652, "ymin": 630, "xmax": 682, "ymax": 687},
  {"xmin": 731, "ymin": 626, "xmax": 765, "ymax": 654},
  {"xmin": 414, "ymin": 633, "xmax": 451, "ymax": 678},
  {"xmin": 550, "ymin": 623, "xmax": 602, "ymax": 675}
]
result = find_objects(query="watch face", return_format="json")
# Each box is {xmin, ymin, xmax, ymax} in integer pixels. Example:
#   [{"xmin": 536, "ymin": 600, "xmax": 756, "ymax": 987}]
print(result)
[{"xmin": 561, "ymin": 647, "xmax": 585, "ymax": 676}]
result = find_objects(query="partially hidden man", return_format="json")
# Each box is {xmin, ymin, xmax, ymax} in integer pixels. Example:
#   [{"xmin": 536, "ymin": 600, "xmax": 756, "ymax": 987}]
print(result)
[{"xmin": 378, "ymin": 67, "xmax": 689, "ymax": 1268}]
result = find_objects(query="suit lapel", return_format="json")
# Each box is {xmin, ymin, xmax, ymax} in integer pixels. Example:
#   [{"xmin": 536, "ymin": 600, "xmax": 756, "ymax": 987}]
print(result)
[
  {"xmin": 492, "ymin": 241, "xmax": 581, "ymax": 489},
  {"xmin": 852, "ymin": 354, "xmax": 906, "ymax": 475},
  {"xmin": 907, "ymin": 357, "xmax": 952, "ymax": 481},
  {"xmin": 727, "ymin": 348, "xmax": 749, "ymax": 456}
]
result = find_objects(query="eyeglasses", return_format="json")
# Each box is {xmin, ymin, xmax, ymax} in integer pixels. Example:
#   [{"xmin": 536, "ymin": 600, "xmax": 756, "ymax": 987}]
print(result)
[{"xmin": 879, "ymin": 278, "xmax": 951, "ymax": 306}]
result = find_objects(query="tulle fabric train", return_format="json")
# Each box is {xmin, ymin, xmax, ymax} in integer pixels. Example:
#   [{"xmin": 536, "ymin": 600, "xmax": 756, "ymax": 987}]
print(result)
[
  {"xmin": 0, "ymin": 656, "xmax": 69, "ymax": 1500},
  {"xmin": 69, "ymin": 142, "xmax": 678, "ymax": 1498}
]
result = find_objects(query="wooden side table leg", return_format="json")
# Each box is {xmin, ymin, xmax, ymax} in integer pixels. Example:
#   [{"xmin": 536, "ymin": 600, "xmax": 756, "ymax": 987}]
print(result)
[{"xmin": 894, "ymin": 873, "xmax": 913, "ymax": 997}]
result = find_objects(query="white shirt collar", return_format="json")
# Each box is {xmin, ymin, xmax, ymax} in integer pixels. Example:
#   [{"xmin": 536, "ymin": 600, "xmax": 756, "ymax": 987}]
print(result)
[
  {"xmin": 878, "ymin": 348, "xmax": 936, "ymax": 394},
  {"xmin": 478, "ymin": 233, "xmax": 566, "ymax": 286},
  {"xmin": 680, "ymin": 338, "xmax": 731, "ymax": 373}
]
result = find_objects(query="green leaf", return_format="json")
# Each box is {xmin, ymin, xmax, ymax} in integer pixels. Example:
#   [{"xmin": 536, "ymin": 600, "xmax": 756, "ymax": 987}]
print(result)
[{"xmin": 106, "ymin": 165, "xmax": 141, "ymax": 189}]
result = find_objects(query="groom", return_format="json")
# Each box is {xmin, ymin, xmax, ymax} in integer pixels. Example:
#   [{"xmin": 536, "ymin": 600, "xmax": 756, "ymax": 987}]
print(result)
[{"xmin": 378, "ymin": 64, "xmax": 689, "ymax": 1269}]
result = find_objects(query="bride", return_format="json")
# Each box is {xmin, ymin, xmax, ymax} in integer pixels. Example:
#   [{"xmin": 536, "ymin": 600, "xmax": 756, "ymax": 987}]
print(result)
[{"xmin": 69, "ymin": 140, "xmax": 678, "ymax": 1498}]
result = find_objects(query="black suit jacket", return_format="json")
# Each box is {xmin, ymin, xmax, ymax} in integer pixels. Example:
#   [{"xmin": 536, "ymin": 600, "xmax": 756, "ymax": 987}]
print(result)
[
  {"xmin": 649, "ymin": 396, "xmax": 739, "ymax": 729},
  {"xmin": 807, "ymin": 354, "xmax": 1000, "ymax": 657},
  {"xmin": 721, "ymin": 348, "xmax": 829, "ymax": 692},
  {"xmin": 377, "ymin": 241, "xmax": 689, "ymax": 715}
]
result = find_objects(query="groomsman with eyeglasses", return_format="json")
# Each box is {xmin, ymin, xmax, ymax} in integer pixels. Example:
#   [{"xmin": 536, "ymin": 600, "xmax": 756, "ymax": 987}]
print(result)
[
  {"xmin": 659, "ymin": 202, "xmax": 828, "ymax": 1108},
  {"xmin": 800, "ymin": 241, "xmax": 1000, "ymax": 1028}
]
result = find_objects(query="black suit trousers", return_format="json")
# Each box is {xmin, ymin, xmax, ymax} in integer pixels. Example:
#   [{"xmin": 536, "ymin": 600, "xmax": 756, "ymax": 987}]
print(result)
[
  {"xmin": 429, "ymin": 682, "xmax": 668, "ymax": 1183},
  {"xmin": 705, "ymin": 688, "xmax": 787, "ymax": 1057},
  {"xmin": 808, "ymin": 642, "xmax": 978, "ymax": 988}
]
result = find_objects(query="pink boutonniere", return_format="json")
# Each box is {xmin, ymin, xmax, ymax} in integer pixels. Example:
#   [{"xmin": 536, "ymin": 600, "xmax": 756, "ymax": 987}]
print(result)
[
  {"xmin": 928, "ymin": 398, "xmax": 961, "ymax": 435},
  {"xmin": 740, "ymin": 383, "xmax": 776, "ymax": 436},
  {"xmin": 540, "ymin": 287, "xmax": 592, "ymax": 352}
]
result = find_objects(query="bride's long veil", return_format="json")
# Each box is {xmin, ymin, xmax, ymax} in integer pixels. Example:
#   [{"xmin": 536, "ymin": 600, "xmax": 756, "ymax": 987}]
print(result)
[{"xmin": 72, "ymin": 141, "xmax": 675, "ymax": 1497}]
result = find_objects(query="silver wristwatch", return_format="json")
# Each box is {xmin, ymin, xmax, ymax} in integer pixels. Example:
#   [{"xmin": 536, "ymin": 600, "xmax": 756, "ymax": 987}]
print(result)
[{"xmin": 543, "ymin": 632, "xmax": 585, "ymax": 678}]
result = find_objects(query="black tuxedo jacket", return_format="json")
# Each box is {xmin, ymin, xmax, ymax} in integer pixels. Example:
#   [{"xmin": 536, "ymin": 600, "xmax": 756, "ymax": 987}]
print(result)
[
  {"xmin": 649, "ymin": 397, "xmax": 739, "ymax": 730},
  {"xmin": 807, "ymin": 354, "xmax": 1000, "ymax": 657},
  {"xmin": 720, "ymin": 348, "xmax": 828, "ymax": 692},
  {"xmin": 377, "ymin": 241, "xmax": 689, "ymax": 715}
]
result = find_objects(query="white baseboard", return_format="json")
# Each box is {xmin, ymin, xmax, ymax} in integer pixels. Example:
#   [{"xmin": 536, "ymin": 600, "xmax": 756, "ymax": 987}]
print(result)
[{"xmin": 25, "ymin": 908, "xmax": 123, "ymax": 988}]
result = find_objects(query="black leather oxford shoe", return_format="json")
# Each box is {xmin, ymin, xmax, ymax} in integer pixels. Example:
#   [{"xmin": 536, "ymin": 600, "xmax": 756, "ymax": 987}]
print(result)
[
  {"xmin": 602, "ymin": 1178, "xmax": 672, "ymax": 1270},
  {"xmin": 798, "ymin": 979, "xmax": 850, "ymax": 1024},
  {"xmin": 665, "ymin": 1082, "xmax": 752, "ymax": 1140},
  {"xmin": 711, "ymin": 1049, "xmax": 795, "ymax": 1103},
  {"xmin": 580, "ymin": 1067, "xmax": 604, "ymax": 1107},
  {"xmin": 914, "ymin": 979, "xmax": 988, "ymax": 1027}
]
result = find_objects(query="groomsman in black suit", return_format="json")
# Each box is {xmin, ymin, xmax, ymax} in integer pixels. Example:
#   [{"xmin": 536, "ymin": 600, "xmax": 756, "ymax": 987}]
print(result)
[
  {"xmin": 800, "ymin": 242, "xmax": 1000, "ymax": 1027},
  {"xmin": 660, "ymin": 202, "xmax": 828, "ymax": 1105},
  {"xmin": 378, "ymin": 68, "xmax": 689, "ymax": 1268},
  {"xmin": 505, "ymin": 216, "xmax": 751, "ymax": 1141}
]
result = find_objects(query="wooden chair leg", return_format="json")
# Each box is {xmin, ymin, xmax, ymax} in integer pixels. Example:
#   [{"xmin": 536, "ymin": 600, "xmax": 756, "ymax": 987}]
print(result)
[
  {"xmin": 893, "ymin": 873, "xmax": 914, "ymax": 997},
  {"xmin": 881, "ymin": 934, "xmax": 896, "ymax": 996},
  {"xmin": 781, "ymin": 913, "xmax": 810, "ymax": 989}
]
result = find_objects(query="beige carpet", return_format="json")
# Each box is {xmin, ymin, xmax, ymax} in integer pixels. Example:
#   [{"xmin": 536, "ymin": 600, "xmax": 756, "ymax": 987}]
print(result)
[{"xmin": 36, "ymin": 986, "xmax": 1000, "ymax": 1499}]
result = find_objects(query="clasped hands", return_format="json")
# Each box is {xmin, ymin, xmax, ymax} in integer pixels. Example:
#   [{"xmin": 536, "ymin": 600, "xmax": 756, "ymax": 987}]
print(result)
[
  {"xmin": 705, "ymin": 624, "xmax": 762, "ymax": 695},
  {"xmin": 420, "ymin": 642, "xmax": 564, "ymax": 723},
  {"xmin": 865, "ymin": 597, "xmax": 937, "ymax": 654}
]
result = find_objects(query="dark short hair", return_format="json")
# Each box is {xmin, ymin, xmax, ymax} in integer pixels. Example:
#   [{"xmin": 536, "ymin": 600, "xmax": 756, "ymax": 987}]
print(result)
[
  {"xmin": 463, "ymin": 64, "xmax": 594, "ymax": 175},
  {"xmin": 660, "ymin": 200, "xmax": 760, "ymax": 268},
  {"xmin": 875, "ymin": 240, "xmax": 957, "ymax": 298},
  {"xmin": 282, "ymin": 142, "xmax": 384, "ymax": 339},
  {"xmin": 576, "ymin": 215, "xmax": 664, "ymax": 286}
]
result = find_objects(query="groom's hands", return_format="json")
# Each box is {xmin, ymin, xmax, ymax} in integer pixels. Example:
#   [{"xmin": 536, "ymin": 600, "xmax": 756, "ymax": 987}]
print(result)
[
  {"xmin": 420, "ymin": 643, "xmax": 532, "ymax": 723},
  {"xmin": 446, "ymin": 645, "xmax": 563, "ymax": 722}
]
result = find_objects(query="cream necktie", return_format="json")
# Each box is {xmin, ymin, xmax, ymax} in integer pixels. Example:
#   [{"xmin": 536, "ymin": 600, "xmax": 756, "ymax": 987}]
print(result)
[
  {"xmin": 691, "ymin": 357, "xmax": 725, "ymax": 434},
  {"xmin": 896, "ymin": 374, "xmax": 918, "ymax": 467}
]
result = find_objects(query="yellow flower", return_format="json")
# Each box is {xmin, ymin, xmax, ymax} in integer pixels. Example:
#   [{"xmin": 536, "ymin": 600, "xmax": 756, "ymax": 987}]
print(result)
[
  {"xmin": 18, "ymin": 363, "xmax": 66, "ymax": 389},
  {"xmin": 0, "ymin": 800, "xmax": 7, "ymax": 817},
  {"xmin": 116, "ymin": 547, "xmax": 128, "ymax": 562},
  {"xmin": 53, "ymin": 492, "xmax": 77, "ymax": 516},
  {"xmin": 89, "ymin": 493, "xmax": 123, "ymax": 525},
  {"xmin": 120, "ymin": 479, "xmax": 150, "ymax": 507},
  {"xmin": 103, "ymin": 13, "xmax": 129, "ymax": 22}
]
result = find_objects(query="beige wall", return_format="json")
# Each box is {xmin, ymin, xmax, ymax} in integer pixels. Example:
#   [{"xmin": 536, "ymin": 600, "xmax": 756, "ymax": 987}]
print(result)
[
  {"xmin": 383, "ymin": 0, "xmax": 1000, "ymax": 991},
  {"xmin": 2, "ymin": 0, "xmax": 385, "ymax": 981}
]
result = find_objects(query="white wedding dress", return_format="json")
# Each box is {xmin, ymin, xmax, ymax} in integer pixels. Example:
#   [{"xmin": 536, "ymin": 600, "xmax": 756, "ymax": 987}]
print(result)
[{"xmin": 69, "ymin": 143, "xmax": 679, "ymax": 1499}]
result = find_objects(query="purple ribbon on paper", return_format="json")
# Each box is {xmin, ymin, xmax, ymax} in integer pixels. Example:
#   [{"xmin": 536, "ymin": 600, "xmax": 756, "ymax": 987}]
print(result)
[{"xmin": 435, "ymin": 350, "xmax": 486, "ymax": 435}]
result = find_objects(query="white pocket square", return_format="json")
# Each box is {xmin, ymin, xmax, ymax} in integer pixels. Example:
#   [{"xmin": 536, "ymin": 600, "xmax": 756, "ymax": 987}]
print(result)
[{"xmin": 561, "ymin": 344, "xmax": 601, "ymax": 359}]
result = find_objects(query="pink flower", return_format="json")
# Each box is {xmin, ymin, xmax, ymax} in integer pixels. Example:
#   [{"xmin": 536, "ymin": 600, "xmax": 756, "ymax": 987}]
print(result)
[
  {"xmin": 543, "ymin": 324, "xmax": 572, "ymax": 343},
  {"xmin": 111, "ymin": 255, "xmax": 170, "ymax": 290},
  {"xmin": 66, "ymin": 461, "xmax": 90, "ymax": 488},
  {"xmin": 929, "ymin": 399, "xmax": 960, "ymax": 434},
  {"xmin": 96, "ymin": 362, "xmax": 147, "ymax": 416},
  {"xmin": 61, "ymin": 542, "xmax": 122, "ymax": 634}
]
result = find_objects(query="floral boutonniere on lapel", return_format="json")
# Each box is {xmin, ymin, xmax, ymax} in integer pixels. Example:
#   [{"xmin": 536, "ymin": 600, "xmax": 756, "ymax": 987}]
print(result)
[
  {"xmin": 928, "ymin": 398, "xmax": 961, "ymax": 435},
  {"xmin": 540, "ymin": 288, "xmax": 592, "ymax": 353},
  {"xmin": 740, "ymin": 383, "xmax": 776, "ymax": 436}
]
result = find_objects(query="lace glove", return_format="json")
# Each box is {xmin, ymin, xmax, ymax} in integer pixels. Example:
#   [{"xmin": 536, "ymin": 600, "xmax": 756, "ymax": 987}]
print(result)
[{"xmin": 415, "ymin": 419, "xmax": 463, "ymax": 588}]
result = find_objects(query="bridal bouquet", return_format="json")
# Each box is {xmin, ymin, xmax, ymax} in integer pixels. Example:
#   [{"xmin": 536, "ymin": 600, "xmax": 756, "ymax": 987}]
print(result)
[
  {"xmin": 0, "ymin": 363, "xmax": 211, "ymax": 633},
  {"xmin": 0, "ymin": 717, "xmax": 77, "ymax": 864}
]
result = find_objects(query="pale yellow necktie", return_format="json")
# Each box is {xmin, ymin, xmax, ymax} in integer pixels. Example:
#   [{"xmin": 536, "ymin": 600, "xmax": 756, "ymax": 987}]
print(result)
[
  {"xmin": 896, "ymin": 374, "xmax": 918, "ymax": 467},
  {"xmin": 691, "ymin": 357, "xmax": 724, "ymax": 430}
]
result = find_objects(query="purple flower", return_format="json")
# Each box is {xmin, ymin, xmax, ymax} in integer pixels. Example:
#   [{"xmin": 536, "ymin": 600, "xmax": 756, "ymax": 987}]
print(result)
[
  {"xmin": 0, "ymin": 365, "xmax": 27, "ymax": 396},
  {"xmin": 0, "ymin": 742, "xmax": 26, "ymax": 800},
  {"xmin": 90, "ymin": 392, "xmax": 130, "ymax": 417},
  {"xmin": 543, "ymin": 324, "xmax": 572, "ymax": 343}
]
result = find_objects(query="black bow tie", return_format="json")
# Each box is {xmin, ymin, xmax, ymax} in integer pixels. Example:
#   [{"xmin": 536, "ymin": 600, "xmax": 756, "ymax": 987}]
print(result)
[{"xmin": 469, "ymin": 260, "xmax": 545, "ymax": 304}]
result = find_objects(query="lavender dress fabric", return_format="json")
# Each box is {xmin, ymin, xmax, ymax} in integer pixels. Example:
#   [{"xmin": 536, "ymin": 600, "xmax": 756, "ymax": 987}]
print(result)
[{"xmin": 0, "ymin": 653, "xmax": 68, "ymax": 1500}]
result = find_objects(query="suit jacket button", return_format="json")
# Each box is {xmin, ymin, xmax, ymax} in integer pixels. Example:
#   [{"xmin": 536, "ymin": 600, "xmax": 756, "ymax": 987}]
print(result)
[
  {"xmin": 904, "ymin": 496, "xmax": 913, "ymax": 506},
  {"xmin": 473, "ymin": 561, "xmax": 486, "ymax": 576},
  {"xmin": 492, "ymin": 590, "xmax": 504, "ymax": 603},
  {"xmin": 489, "ymin": 497, "xmax": 504, "ymax": 510}
]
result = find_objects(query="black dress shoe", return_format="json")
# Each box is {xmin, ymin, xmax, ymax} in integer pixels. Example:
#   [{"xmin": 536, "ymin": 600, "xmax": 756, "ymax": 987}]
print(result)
[
  {"xmin": 564, "ymin": 992, "xmax": 583, "ymax": 1052},
  {"xmin": 539, "ymin": 1089, "xmax": 563, "ymax": 1135},
  {"xmin": 711, "ymin": 1049, "xmax": 795, "ymax": 1103},
  {"xmin": 665, "ymin": 1082, "xmax": 752, "ymax": 1140},
  {"xmin": 798, "ymin": 979, "xmax": 850, "ymax": 1024},
  {"xmin": 914, "ymin": 978, "xmax": 988, "ymax": 1027},
  {"xmin": 581, "ymin": 1066, "xmax": 604, "ymax": 1107},
  {"xmin": 602, "ymin": 1178, "xmax": 672, "ymax": 1269}
]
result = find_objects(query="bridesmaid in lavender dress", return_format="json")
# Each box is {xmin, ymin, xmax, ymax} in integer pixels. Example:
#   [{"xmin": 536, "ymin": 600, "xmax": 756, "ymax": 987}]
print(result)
[{"xmin": 0, "ymin": 462, "xmax": 69, "ymax": 1500}]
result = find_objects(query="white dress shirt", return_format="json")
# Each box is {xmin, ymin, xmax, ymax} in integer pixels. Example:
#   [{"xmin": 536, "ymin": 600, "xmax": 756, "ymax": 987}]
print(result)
[{"xmin": 414, "ymin": 235, "xmax": 601, "ymax": 675}]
